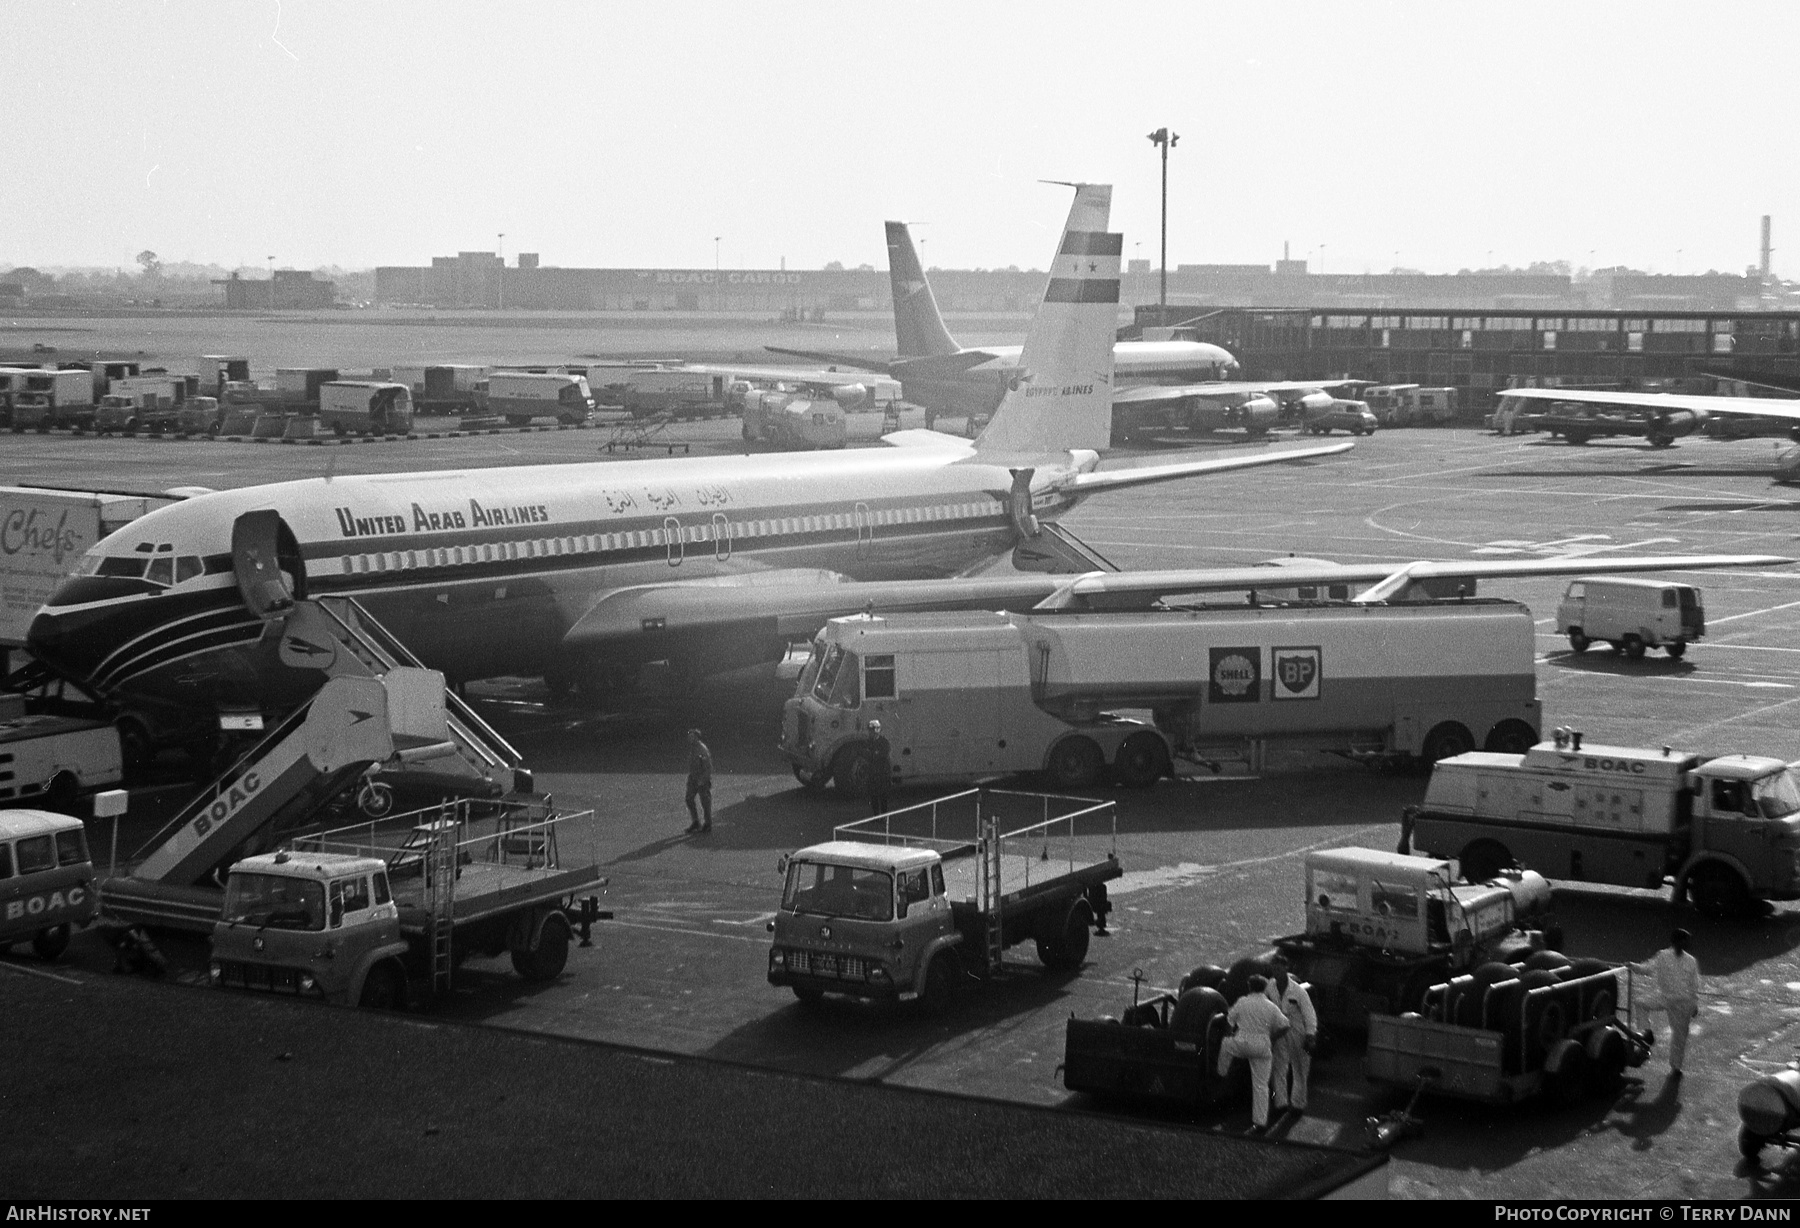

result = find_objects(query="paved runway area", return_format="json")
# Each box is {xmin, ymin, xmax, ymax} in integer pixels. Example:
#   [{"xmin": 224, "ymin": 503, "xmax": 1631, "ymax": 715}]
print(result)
[{"xmin": 10, "ymin": 424, "xmax": 1800, "ymax": 1198}]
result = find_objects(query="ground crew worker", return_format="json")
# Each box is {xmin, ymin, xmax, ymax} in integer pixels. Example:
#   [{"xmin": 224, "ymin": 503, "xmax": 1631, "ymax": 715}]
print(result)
[
  {"xmin": 866, "ymin": 721, "xmax": 892, "ymax": 816},
  {"xmin": 1217, "ymin": 973, "xmax": 1291, "ymax": 1134},
  {"xmin": 1633, "ymin": 928, "xmax": 1702, "ymax": 1077},
  {"xmin": 1266, "ymin": 953, "xmax": 1318, "ymax": 1117},
  {"xmin": 684, "ymin": 728, "xmax": 713, "ymax": 834}
]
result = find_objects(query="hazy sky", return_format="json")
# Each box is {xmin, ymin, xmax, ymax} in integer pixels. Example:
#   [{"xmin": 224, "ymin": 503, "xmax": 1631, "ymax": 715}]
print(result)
[{"xmin": 9, "ymin": 1, "xmax": 1800, "ymax": 276}]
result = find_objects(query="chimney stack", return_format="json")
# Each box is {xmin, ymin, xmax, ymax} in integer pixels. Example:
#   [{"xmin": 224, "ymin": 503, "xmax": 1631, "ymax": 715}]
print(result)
[{"xmin": 1762, "ymin": 215, "xmax": 1773, "ymax": 279}]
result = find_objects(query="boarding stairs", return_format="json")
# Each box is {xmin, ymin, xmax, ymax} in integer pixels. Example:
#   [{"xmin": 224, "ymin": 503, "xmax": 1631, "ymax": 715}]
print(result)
[{"xmin": 313, "ymin": 595, "xmax": 523, "ymax": 797}]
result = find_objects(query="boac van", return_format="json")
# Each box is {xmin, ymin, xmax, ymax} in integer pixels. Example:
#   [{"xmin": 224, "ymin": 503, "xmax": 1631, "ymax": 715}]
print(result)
[
  {"xmin": 0, "ymin": 810, "xmax": 98, "ymax": 959},
  {"xmin": 1556, "ymin": 576, "xmax": 1704, "ymax": 659}
]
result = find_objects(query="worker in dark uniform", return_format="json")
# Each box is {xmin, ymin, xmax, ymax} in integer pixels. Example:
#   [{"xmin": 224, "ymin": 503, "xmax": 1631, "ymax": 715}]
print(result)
[
  {"xmin": 684, "ymin": 728, "xmax": 713, "ymax": 834},
  {"xmin": 866, "ymin": 720, "xmax": 892, "ymax": 816}
]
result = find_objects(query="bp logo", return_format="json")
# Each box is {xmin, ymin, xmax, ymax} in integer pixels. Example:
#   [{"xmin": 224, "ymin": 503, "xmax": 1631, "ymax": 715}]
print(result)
[
  {"xmin": 1273, "ymin": 646, "xmax": 1322, "ymax": 700},
  {"xmin": 1208, "ymin": 647, "xmax": 1261, "ymax": 703}
]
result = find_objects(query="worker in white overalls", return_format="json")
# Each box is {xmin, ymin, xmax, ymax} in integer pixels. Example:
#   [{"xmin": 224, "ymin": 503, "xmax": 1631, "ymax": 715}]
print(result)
[
  {"xmin": 1633, "ymin": 927, "xmax": 1702, "ymax": 1078},
  {"xmin": 1266, "ymin": 952, "xmax": 1319, "ymax": 1118},
  {"xmin": 1217, "ymin": 973, "xmax": 1290, "ymax": 1134}
]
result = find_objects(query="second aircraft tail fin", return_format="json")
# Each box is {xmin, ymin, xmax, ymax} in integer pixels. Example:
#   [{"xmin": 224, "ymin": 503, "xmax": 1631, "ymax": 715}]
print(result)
[{"xmin": 886, "ymin": 220, "xmax": 960, "ymax": 358}]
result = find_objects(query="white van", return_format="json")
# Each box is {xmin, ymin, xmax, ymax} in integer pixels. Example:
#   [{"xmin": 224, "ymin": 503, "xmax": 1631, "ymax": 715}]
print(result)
[{"xmin": 1556, "ymin": 577, "xmax": 1704, "ymax": 659}]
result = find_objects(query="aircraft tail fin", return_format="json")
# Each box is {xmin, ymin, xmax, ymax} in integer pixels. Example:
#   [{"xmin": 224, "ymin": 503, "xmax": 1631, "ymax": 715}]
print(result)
[
  {"xmin": 973, "ymin": 183, "xmax": 1118, "ymax": 456},
  {"xmin": 886, "ymin": 220, "xmax": 960, "ymax": 357}
]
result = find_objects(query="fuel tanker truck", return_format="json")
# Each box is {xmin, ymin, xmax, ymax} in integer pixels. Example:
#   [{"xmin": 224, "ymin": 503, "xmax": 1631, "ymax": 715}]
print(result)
[{"xmin": 781, "ymin": 599, "xmax": 1540, "ymax": 795}]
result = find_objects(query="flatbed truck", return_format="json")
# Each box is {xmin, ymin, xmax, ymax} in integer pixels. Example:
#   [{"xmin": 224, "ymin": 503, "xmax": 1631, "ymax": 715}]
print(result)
[
  {"xmin": 210, "ymin": 797, "xmax": 608, "ymax": 1007},
  {"xmin": 1403, "ymin": 728, "xmax": 1800, "ymax": 917},
  {"xmin": 768, "ymin": 788, "xmax": 1120, "ymax": 1012},
  {"xmin": 780, "ymin": 600, "xmax": 1540, "ymax": 795}
]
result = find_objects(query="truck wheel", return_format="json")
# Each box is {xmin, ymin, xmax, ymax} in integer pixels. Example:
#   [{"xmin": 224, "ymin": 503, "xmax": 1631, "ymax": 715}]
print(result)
[
  {"xmin": 1483, "ymin": 719, "xmax": 1537, "ymax": 755},
  {"xmin": 920, "ymin": 951, "xmax": 962, "ymax": 1017},
  {"xmin": 1545, "ymin": 1038, "xmax": 1588, "ymax": 1106},
  {"xmin": 43, "ymin": 771, "xmax": 80, "ymax": 814},
  {"xmin": 1113, "ymin": 733, "xmax": 1168, "ymax": 789},
  {"xmin": 1624, "ymin": 636, "xmax": 1646, "ymax": 660},
  {"xmin": 1459, "ymin": 840, "xmax": 1513, "ymax": 883},
  {"xmin": 1046, "ymin": 736, "xmax": 1104, "ymax": 789},
  {"xmin": 1686, "ymin": 864, "xmax": 1752, "ymax": 919},
  {"xmin": 1421, "ymin": 722, "xmax": 1475, "ymax": 764},
  {"xmin": 831, "ymin": 745, "xmax": 875, "ymax": 796},
  {"xmin": 1666, "ymin": 640, "xmax": 1687, "ymax": 659},
  {"xmin": 32, "ymin": 924, "xmax": 71, "ymax": 961},
  {"xmin": 358, "ymin": 963, "xmax": 405, "ymax": 1010},
  {"xmin": 511, "ymin": 916, "xmax": 571, "ymax": 981},
  {"xmin": 792, "ymin": 983, "xmax": 825, "ymax": 1006},
  {"xmin": 1567, "ymin": 630, "xmax": 1589, "ymax": 653},
  {"xmin": 1741, "ymin": 1125, "xmax": 1770, "ymax": 1161},
  {"xmin": 116, "ymin": 718, "xmax": 154, "ymax": 778},
  {"xmin": 1037, "ymin": 899, "xmax": 1093, "ymax": 971}
]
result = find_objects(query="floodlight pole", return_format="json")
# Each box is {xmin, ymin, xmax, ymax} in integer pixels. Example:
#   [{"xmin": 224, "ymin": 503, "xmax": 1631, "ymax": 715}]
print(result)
[{"xmin": 1147, "ymin": 128, "xmax": 1179, "ymax": 309}]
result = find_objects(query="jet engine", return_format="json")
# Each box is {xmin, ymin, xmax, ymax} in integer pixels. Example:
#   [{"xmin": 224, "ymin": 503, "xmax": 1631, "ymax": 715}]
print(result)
[
  {"xmin": 829, "ymin": 383, "xmax": 869, "ymax": 410},
  {"xmin": 1645, "ymin": 409, "xmax": 1704, "ymax": 448}
]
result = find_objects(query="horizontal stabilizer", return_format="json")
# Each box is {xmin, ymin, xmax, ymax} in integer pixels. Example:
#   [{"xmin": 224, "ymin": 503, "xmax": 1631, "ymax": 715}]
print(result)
[
  {"xmin": 1112, "ymin": 379, "xmax": 1363, "ymax": 405},
  {"xmin": 880, "ymin": 428, "xmax": 977, "ymax": 450}
]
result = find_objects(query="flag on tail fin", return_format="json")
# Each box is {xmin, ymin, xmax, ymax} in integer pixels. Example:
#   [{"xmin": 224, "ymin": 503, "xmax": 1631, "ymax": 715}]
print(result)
[{"xmin": 975, "ymin": 183, "xmax": 1119, "ymax": 456}]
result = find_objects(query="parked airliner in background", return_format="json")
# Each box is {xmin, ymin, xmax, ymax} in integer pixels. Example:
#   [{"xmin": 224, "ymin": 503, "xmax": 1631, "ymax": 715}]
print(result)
[
  {"xmin": 23, "ymin": 184, "xmax": 1355, "ymax": 752},
  {"xmin": 1498, "ymin": 387, "xmax": 1800, "ymax": 478},
  {"xmin": 772, "ymin": 218, "xmax": 1359, "ymax": 442}
]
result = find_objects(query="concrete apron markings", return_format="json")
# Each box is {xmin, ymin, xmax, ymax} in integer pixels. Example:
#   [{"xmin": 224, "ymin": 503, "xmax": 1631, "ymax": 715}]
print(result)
[
  {"xmin": 1108, "ymin": 824, "xmax": 1389, "ymax": 904},
  {"xmin": 0, "ymin": 958, "xmax": 84, "ymax": 986}
]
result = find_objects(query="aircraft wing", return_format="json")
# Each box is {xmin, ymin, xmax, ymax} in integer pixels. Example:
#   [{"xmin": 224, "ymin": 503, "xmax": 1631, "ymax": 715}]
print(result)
[
  {"xmin": 679, "ymin": 362, "xmax": 885, "ymax": 389},
  {"xmin": 1113, "ymin": 379, "xmax": 1364, "ymax": 405},
  {"xmin": 763, "ymin": 347, "xmax": 1002, "ymax": 379},
  {"xmin": 1060, "ymin": 441, "xmax": 1354, "ymax": 494},
  {"xmin": 562, "ymin": 551, "xmax": 1792, "ymax": 649},
  {"xmin": 1498, "ymin": 387, "xmax": 1800, "ymax": 421}
]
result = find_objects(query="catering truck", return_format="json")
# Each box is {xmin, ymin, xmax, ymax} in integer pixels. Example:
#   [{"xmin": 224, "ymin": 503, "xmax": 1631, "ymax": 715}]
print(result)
[
  {"xmin": 389, "ymin": 364, "xmax": 486, "ymax": 415},
  {"xmin": 483, "ymin": 371, "xmax": 593, "ymax": 425},
  {"xmin": 0, "ymin": 486, "xmax": 176, "ymax": 652},
  {"xmin": 318, "ymin": 381, "xmax": 414, "ymax": 436},
  {"xmin": 9, "ymin": 369, "xmax": 97, "ymax": 431},
  {"xmin": 621, "ymin": 369, "xmax": 730, "ymax": 419},
  {"xmin": 1402, "ymin": 729, "xmax": 1800, "ymax": 917},
  {"xmin": 767, "ymin": 789, "xmax": 1120, "ymax": 1012},
  {"xmin": 780, "ymin": 601, "xmax": 1541, "ymax": 794}
]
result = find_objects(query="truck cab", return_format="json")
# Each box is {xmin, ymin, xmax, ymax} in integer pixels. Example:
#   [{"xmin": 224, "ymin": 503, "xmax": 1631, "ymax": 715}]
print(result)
[
  {"xmin": 767, "ymin": 841, "xmax": 955, "ymax": 1006},
  {"xmin": 209, "ymin": 850, "xmax": 408, "ymax": 1006},
  {"xmin": 0, "ymin": 809, "xmax": 99, "ymax": 959}
]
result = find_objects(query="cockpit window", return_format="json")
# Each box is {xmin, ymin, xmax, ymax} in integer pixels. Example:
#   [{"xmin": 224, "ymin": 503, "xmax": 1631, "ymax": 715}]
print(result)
[
  {"xmin": 175, "ymin": 556, "xmax": 203, "ymax": 583},
  {"xmin": 145, "ymin": 557, "xmax": 173, "ymax": 586},
  {"xmin": 96, "ymin": 556, "xmax": 147, "ymax": 579}
]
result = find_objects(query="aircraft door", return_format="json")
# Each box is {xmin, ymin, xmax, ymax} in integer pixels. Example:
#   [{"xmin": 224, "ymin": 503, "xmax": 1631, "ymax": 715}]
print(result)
[
  {"xmin": 665, "ymin": 517, "xmax": 683, "ymax": 567},
  {"xmin": 231, "ymin": 509, "xmax": 306, "ymax": 618},
  {"xmin": 854, "ymin": 502, "xmax": 874, "ymax": 559},
  {"xmin": 712, "ymin": 512, "xmax": 732, "ymax": 561},
  {"xmin": 1006, "ymin": 469, "xmax": 1039, "ymax": 539}
]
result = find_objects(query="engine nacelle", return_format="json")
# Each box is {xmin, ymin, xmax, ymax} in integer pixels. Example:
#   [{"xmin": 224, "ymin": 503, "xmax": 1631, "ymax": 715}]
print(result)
[
  {"xmin": 1292, "ymin": 390, "xmax": 1335, "ymax": 417},
  {"xmin": 1652, "ymin": 409, "xmax": 1702, "ymax": 438},
  {"xmin": 1240, "ymin": 396, "xmax": 1281, "ymax": 431},
  {"xmin": 829, "ymin": 383, "xmax": 869, "ymax": 410}
]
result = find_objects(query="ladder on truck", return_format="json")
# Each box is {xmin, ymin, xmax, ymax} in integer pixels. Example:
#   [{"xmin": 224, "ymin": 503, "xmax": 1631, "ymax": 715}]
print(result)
[
  {"xmin": 980, "ymin": 814, "xmax": 1003, "ymax": 972},
  {"xmin": 425, "ymin": 807, "xmax": 459, "ymax": 993},
  {"xmin": 314, "ymin": 596, "xmax": 524, "ymax": 796}
]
